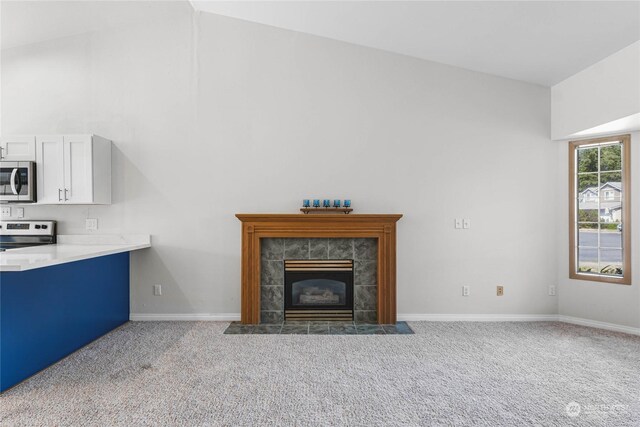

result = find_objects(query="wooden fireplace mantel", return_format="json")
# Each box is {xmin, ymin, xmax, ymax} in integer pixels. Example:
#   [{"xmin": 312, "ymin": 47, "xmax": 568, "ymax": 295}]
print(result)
[{"xmin": 236, "ymin": 214, "xmax": 403, "ymax": 324}]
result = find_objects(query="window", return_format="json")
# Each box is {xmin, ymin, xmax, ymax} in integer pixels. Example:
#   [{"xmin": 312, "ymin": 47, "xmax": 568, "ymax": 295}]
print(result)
[{"xmin": 569, "ymin": 134, "xmax": 631, "ymax": 284}]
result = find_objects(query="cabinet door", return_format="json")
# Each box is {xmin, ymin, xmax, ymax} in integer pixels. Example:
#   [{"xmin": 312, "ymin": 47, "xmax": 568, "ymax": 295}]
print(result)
[
  {"xmin": 1, "ymin": 136, "xmax": 36, "ymax": 161},
  {"xmin": 63, "ymin": 135, "xmax": 93, "ymax": 203},
  {"xmin": 35, "ymin": 136, "xmax": 65, "ymax": 204}
]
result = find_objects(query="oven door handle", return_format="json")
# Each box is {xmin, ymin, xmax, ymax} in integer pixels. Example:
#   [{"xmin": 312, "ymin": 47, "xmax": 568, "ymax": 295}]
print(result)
[{"xmin": 10, "ymin": 168, "xmax": 20, "ymax": 195}]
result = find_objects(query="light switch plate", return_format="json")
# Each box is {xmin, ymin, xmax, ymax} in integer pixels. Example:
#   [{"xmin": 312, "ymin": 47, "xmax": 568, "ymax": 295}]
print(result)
[
  {"xmin": 15, "ymin": 207, "xmax": 24, "ymax": 218},
  {"xmin": 454, "ymin": 218, "xmax": 463, "ymax": 229},
  {"xmin": 0, "ymin": 207, "xmax": 10, "ymax": 217},
  {"xmin": 86, "ymin": 218, "xmax": 98, "ymax": 231},
  {"xmin": 463, "ymin": 219, "xmax": 470, "ymax": 229}
]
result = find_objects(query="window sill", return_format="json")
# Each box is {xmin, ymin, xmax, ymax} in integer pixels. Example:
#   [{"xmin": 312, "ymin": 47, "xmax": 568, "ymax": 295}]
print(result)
[{"xmin": 569, "ymin": 271, "xmax": 631, "ymax": 285}]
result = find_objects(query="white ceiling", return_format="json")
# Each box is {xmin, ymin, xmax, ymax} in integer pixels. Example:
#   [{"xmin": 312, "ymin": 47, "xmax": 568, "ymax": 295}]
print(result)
[
  {"xmin": 0, "ymin": 1, "xmax": 192, "ymax": 51},
  {"xmin": 191, "ymin": 0, "xmax": 640, "ymax": 86},
  {"xmin": 570, "ymin": 112, "xmax": 640, "ymax": 138},
  {"xmin": 2, "ymin": 1, "xmax": 639, "ymax": 86}
]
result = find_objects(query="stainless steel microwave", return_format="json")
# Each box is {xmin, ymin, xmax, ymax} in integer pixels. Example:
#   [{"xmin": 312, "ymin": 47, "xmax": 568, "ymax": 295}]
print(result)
[{"xmin": 0, "ymin": 161, "xmax": 37, "ymax": 203}]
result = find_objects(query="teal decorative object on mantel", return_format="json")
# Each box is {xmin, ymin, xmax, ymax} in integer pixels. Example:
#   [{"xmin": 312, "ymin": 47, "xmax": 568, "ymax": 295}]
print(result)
[{"xmin": 300, "ymin": 199, "xmax": 353, "ymax": 214}]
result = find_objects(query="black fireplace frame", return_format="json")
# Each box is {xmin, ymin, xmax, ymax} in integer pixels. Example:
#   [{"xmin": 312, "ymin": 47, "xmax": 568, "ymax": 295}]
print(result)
[
  {"xmin": 284, "ymin": 271, "xmax": 354, "ymax": 312},
  {"xmin": 284, "ymin": 259, "xmax": 354, "ymax": 319}
]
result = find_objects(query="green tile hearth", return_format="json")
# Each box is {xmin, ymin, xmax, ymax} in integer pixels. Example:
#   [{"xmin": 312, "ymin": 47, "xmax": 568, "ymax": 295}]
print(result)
[{"xmin": 223, "ymin": 321, "xmax": 414, "ymax": 335}]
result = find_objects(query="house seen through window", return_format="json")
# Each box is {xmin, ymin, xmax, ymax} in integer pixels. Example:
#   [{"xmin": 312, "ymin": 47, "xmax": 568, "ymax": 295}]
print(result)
[{"xmin": 569, "ymin": 134, "xmax": 631, "ymax": 284}]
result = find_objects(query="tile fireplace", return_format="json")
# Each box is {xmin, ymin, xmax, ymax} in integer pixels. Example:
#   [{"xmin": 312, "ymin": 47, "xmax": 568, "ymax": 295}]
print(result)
[
  {"xmin": 260, "ymin": 238, "xmax": 377, "ymax": 323},
  {"xmin": 236, "ymin": 214, "xmax": 402, "ymax": 324}
]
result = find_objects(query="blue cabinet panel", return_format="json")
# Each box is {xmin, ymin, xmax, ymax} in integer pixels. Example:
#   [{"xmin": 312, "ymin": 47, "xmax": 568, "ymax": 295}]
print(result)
[{"xmin": 1, "ymin": 252, "xmax": 130, "ymax": 392}]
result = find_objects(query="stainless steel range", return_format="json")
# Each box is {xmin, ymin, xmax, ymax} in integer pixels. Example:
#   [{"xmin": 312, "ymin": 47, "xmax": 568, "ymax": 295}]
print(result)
[{"xmin": 0, "ymin": 220, "xmax": 56, "ymax": 251}]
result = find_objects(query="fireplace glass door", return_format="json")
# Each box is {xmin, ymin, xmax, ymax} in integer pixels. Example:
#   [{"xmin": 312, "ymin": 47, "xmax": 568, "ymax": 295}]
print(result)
[
  {"xmin": 284, "ymin": 260, "xmax": 354, "ymax": 320},
  {"xmin": 291, "ymin": 278, "xmax": 347, "ymax": 307}
]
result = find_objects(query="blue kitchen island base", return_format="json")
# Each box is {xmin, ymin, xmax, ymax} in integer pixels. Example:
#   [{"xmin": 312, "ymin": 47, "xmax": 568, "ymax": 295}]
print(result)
[{"xmin": 1, "ymin": 252, "xmax": 130, "ymax": 392}]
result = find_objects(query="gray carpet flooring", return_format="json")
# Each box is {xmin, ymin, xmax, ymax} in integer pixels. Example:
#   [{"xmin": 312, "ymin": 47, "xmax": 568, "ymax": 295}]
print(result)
[{"xmin": 1, "ymin": 321, "xmax": 639, "ymax": 426}]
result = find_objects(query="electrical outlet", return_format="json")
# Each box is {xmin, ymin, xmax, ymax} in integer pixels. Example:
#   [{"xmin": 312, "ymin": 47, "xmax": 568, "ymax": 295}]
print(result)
[
  {"xmin": 454, "ymin": 218, "xmax": 462, "ymax": 229},
  {"xmin": 1, "ymin": 207, "xmax": 10, "ymax": 217},
  {"xmin": 548, "ymin": 285, "xmax": 556, "ymax": 296},
  {"xmin": 462, "ymin": 286, "xmax": 470, "ymax": 296},
  {"xmin": 153, "ymin": 284, "xmax": 162, "ymax": 296},
  {"xmin": 463, "ymin": 218, "xmax": 470, "ymax": 229},
  {"xmin": 497, "ymin": 286, "xmax": 504, "ymax": 296},
  {"xmin": 86, "ymin": 218, "xmax": 98, "ymax": 231}
]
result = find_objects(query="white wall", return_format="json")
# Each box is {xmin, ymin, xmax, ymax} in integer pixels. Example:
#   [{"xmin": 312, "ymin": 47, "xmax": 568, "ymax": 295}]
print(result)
[
  {"xmin": 556, "ymin": 132, "xmax": 640, "ymax": 329},
  {"xmin": 2, "ymin": 3, "xmax": 558, "ymax": 318},
  {"xmin": 551, "ymin": 41, "xmax": 640, "ymax": 140},
  {"xmin": 551, "ymin": 40, "xmax": 640, "ymax": 330}
]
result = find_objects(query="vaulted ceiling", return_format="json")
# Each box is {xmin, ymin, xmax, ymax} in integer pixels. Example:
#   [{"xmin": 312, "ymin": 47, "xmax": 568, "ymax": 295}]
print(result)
[
  {"xmin": 191, "ymin": 1, "xmax": 640, "ymax": 86},
  {"xmin": 3, "ymin": 1, "xmax": 639, "ymax": 87}
]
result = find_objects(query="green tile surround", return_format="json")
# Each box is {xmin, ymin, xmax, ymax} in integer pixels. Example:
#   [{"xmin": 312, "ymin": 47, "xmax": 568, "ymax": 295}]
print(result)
[
  {"xmin": 260, "ymin": 238, "xmax": 378, "ymax": 324},
  {"xmin": 224, "ymin": 321, "xmax": 414, "ymax": 335}
]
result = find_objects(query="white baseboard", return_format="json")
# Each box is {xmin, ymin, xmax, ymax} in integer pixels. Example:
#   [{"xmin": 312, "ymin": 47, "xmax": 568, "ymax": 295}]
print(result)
[
  {"xmin": 128, "ymin": 312, "xmax": 640, "ymax": 335},
  {"xmin": 398, "ymin": 314, "xmax": 559, "ymax": 322},
  {"xmin": 558, "ymin": 315, "xmax": 640, "ymax": 336},
  {"xmin": 130, "ymin": 313, "xmax": 240, "ymax": 321},
  {"xmin": 130, "ymin": 313, "xmax": 556, "ymax": 322}
]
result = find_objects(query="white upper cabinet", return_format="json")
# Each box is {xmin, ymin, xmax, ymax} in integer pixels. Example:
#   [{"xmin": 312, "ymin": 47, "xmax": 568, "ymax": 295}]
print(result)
[
  {"xmin": 63, "ymin": 135, "xmax": 93, "ymax": 203},
  {"xmin": 0, "ymin": 136, "xmax": 36, "ymax": 161},
  {"xmin": 35, "ymin": 135, "xmax": 65, "ymax": 204},
  {"xmin": 35, "ymin": 134, "xmax": 111, "ymax": 205}
]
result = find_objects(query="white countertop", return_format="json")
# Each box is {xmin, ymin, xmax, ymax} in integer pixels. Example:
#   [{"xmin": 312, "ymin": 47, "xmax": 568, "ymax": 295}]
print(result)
[{"xmin": 0, "ymin": 235, "xmax": 151, "ymax": 272}]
